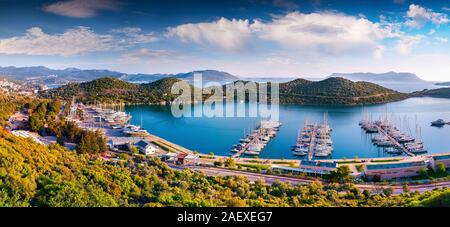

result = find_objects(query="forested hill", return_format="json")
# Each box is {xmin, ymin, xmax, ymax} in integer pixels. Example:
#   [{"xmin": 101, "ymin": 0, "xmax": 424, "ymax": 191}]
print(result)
[
  {"xmin": 39, "ymin": 77, "xmax": 184, "ymax": 104},
  {"xmin": 40, "ymin": 77, "xmax": 407, "ymax": 105},
  {"xmin": 412, "ymin": 87, "xmax": 450, "ymax": 99},
  {"xmin": 1, "ymin": 127, "xmax": 450, "ymax": 207},
  {"xmin": 278, "ymin": 77, "xmax": 407, "ymax": 105}
]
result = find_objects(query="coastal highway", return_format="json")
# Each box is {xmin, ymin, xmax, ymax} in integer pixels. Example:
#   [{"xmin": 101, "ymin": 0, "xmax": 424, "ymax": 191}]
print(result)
[{"xmin": 169, "ymin": 164, "xmax": 450, "ymax": 195}]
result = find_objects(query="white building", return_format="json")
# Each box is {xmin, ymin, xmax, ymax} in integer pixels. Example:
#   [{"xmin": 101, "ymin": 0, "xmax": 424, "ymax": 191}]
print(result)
[{"xmin": 134, "ymin": 140, "xmax": 157, "ymax": 155}]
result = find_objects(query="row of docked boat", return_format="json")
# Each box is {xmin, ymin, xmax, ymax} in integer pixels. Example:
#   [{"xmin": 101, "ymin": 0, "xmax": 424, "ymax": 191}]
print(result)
[
  {"xmin": 292, "ymin": 115, "xmax": 333, "ymax": 158},
  {"xmin": 122, "ymin": 124, "xmax": 149, "ymax": 136},
  {"xmin": 231, "ymin": 120, "xmax": 281, "ymax": 156},
  {"xmin": 361, "ymin": 119, "xmax": 427, "ymax": 155}
]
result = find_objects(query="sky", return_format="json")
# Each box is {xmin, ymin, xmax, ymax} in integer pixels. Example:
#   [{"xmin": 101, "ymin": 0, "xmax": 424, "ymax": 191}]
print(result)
[{"xmin": 0, "ymin": 0, "xmax": 449, "ymax": 81}]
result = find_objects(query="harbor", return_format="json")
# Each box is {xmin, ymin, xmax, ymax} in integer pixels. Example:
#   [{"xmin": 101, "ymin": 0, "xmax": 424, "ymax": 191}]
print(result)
[
  {"xmin": 292, "ymin": 114, "xmax": 333, "ymax": 160},
  {"xmin": 124, "ymin": 98, "xmax": 450, "ymax": 159},
  {"xmin": 231, "ymin": 120, "xmax": 281, "ymax": 158},
  {"xmin": 360, "ymin": 116, "xmax": 427, "ymax": 157}
]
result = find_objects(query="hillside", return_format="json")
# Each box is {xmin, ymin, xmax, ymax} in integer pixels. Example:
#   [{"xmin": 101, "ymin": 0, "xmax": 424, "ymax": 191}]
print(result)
[
  {"xmin": 435, "ymin": 82, "xmax": 450, "ymax": 86},
  {"xmin": 39, "ymin": 77, "xmax": 184, "ymax": 104},
  {"xmin": 41, "ymin": 77, "xmax": 408, "ymax": 105},
  {"xmin": 278, "ymin": 77, "xmax": 407, "ymax": 105},
  {"xmin": 2, "ymin": 127, "xmax": 450, "ymax": 207},
  {"xmin": 412, "ymin": 88, "xmax": 450, "ymax": 99}
]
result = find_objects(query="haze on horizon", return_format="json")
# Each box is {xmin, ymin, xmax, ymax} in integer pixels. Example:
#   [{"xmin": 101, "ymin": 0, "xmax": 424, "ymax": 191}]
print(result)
[{"xmin": 0, "ymin": 0, "xmax": 450, "ymax": 81}]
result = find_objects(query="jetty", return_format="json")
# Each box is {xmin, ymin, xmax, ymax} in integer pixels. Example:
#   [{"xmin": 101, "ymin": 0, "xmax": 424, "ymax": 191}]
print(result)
[
  {"xmin": 360, "ymin": 116, "xmax": 426, "ymax": 156},
  {"xmin": 292, "ymin": 114, "xmax": 333, "ymax": 160},
  {"xmin": 231, "ymin": 120, "xmax": 281, "ymax": 158},
  {"xmin": 308, "ymin": 123, "xmax": 318, "ymax": 160},
  {"xmin": 374, "ymin": 124, "xmax": 415, "ymax": 157}
]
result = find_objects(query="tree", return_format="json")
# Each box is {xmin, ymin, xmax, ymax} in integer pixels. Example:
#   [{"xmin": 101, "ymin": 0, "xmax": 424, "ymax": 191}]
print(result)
[
  {"xmin": 325, "ymin": 166, "xmax": 354, "ymax": 183},
  {"xmin": 129, "ymin": 145, "xmax": 139, "ymax": 154},
  {"xmin": 418, "ymin": 167, "xmax": 428, "ymax": 179},
  {"xmin": 224, "ymin": 158, "xmax": 236, "ymax": 168},
  {"xmin": 402, "ymin": 185, "xmax": 410, "ymax": 193},
  {"xmin": 436, "ymin": 163, "xmax": 447, "ymax": 176},
  {"xmin": 383, "ymin": 187, "xmax": 394, "ymax": 197},
  {"xmin": 29, "ymin": 113, "xmax": 44, "ymax": 132}
]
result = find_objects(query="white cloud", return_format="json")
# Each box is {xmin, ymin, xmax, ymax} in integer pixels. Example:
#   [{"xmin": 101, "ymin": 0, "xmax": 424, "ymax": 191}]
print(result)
[
  {"xmin": 0, "ymin": 27, "xmax": 114, "ymax": 56},
  {"xmin": 405, "ymin": 4, "xmax": 449, "ymax": 28},
  {"xmin": 373, "ymin": 45, "xmax": 385, "ymax": 59},
  {"xmin": 395, "ymin": 35, "xmax": 424, "ymax": 55},
  {"xmin": 253, "ymin": 12, "xmax": 397, "ymax": 57},
  {"xmin": 43, "ymin": 0, "xmax": 121, "ymax": 18},
  {"xmin": 166, "ymin": 12, "xmax": 401, "ymax": 58},
  {"xmin": 264, "ymin": 56, "xmax": 297, "ymax": 65},
  {"xmin": 166, "ymin": 17, "xmax": 254, "ymax": 52},
  {"xmin": 122, "ymin": 48, "xmax": 175, "ymax": 61},
  {"xmin": 434, "ymin": 37, "xmax": 448, "ymax": 43},
  {"xmin": 111, "ymin": 26, "xmax": 158, "ymax": 44}
]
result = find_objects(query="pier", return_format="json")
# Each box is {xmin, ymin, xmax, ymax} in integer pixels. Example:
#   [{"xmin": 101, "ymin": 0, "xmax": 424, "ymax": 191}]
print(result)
[
  {"xmin": 232, "ymin": 130, "xmax": 263, "ymax": 158},
  {"xmin": 232, "ymin": 120, "xmax": 281, "ymax": 158},
  {"xmin": 374, "ymin": 124, "xmax": 415, "ymax": 157},
  {"xmin": 308, "ymin": 123, "xmax": 318, "ymax": 160}
]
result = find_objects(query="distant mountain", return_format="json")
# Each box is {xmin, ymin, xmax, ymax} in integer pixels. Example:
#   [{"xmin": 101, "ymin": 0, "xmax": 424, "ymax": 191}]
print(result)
[
  {"xmin": 122, "ymin": 69, "xmax": 239, "ymax": 84},
  {"xmin": 242, "ymin": 77, "xmax": 298, "ymax": 83},
  {"xmin": 327, "ymin": 72, "xmax": 442, "ymax": 93},
  {"xmin": 0, "ymin": 66, "xmax": 239, "ymax": 85},
  {"xmin": 435, "ymin": 82, "xmax": 450, "ymax": 86},
  {"xmin": 329, "ymin": 72, "xmax": 426, "ymax": 83},
  {"xmin": 412, "ymin": 88, "xmax": 450, "ymax": 99},
  {"xmin": 0, "ymin": 66, "xmax": 125, "ymax": 83}
]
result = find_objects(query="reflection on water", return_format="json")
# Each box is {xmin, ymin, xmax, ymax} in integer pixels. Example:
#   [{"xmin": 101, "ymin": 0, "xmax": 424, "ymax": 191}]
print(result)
[{"xmin": 126, "ymin": 97, "xmax": 450, "ymax": 159}]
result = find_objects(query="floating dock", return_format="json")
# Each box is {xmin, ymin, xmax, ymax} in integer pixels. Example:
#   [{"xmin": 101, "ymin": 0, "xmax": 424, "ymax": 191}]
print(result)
[
  {"xmin": 293, "ymin": 114, "xmax": 333, "ymax": 160},
  {"xmin": 231, "ymin": 120, "xmax": 281, "ymax": 158},
  {"xmin": 360, "ymin": 118, "xmax": 426, "ymax": 156}
]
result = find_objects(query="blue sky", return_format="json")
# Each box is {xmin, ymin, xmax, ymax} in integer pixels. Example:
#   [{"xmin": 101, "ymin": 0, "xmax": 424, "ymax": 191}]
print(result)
[{"xmin": 0, "ymin": 0, "xmax": 449, "ymax": 80}]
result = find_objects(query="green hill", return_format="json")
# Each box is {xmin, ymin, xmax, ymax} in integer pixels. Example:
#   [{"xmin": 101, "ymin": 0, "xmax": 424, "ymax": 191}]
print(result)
[
  {"xmin": 40, "ymin": 77, "xmax": 184, "ymax": 104},
  {"xmin": 413, "ymin": 88, "xmax": 450, "ymax": 99},
  {"xmin": 279, "ymin": 77, "xmax": 407, "ymax": 105},
  {"xmin": 41, "ymin": 77, "xmax": 407, "ymax": 105}
]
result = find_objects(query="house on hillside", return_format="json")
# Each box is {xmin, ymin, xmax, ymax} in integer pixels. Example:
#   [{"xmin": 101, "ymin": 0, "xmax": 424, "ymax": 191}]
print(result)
[{"xmin": 134, "ymin": 140, "xmax": 158, "ymax": 155}]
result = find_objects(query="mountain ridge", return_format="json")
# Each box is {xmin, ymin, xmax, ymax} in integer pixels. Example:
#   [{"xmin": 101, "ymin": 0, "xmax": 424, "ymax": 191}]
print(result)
[{"xmin": 40, "ymin": 76, "xmax": 408, "ymax": 105}]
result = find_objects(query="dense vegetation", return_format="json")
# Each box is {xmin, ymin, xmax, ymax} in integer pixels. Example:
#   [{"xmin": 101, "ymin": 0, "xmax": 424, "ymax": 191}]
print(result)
[
  {"xmin": 1, "ymin": 128, "xmax": 450, "ymax": 207},
  {"xmin": 40, "ymin": 77, "xmax": 184, "ymax": 104},
  {"xmin": 278, "ymin": 77, "xmax": 408, "ymax": 105},
  {"xmin": 40, "ymin": 77, "xmax": 408, "ymax": 106},
  {"xmin": 0, "ymin": 93, "xmax": 29, "ymax": 126},
  {"xmin": 413, "ymin": 87, "xmax": 450, "ymax": 99},
  {"xmin": 26, "ymin": 99, "xmax": 107, "ymax": 154}
]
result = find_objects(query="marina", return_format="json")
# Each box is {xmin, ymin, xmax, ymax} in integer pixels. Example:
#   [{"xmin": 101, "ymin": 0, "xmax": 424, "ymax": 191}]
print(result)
[
  {"xmin": 292, "ymin": 114, "xmax": 333, "ymax": 160},
  {"xmin": 360, "ymin": 116, "xmax": 427, "ymax": 156},
  {"xmin": 125, "ymin": 97, "xmax": 450, "ymax": 159},
  {"xmin": 231, "ymin": 120, "xmax": 281, "ymax": 158}
]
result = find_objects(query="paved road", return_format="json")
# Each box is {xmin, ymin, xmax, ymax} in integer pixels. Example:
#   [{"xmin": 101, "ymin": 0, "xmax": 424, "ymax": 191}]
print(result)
[{"xmin": 171, "ymin": 165, "xmax": 450, "ymax": 195}]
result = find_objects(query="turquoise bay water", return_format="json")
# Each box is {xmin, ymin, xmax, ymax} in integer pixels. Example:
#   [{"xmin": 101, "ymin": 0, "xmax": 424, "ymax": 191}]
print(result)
[{"xmin": 126, "ymin": 97, "xmax": 450, "ymax": 159}]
